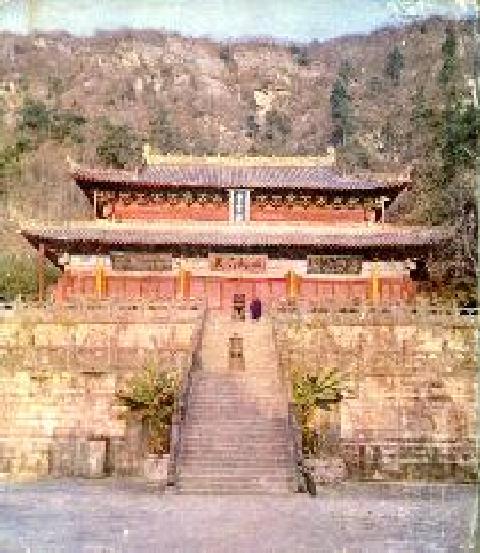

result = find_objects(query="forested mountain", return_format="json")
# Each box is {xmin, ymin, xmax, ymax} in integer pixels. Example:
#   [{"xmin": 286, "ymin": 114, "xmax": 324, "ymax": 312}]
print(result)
[{"xmin": 0, "ymin": 16, "xmax": 477, "ymax": 298}]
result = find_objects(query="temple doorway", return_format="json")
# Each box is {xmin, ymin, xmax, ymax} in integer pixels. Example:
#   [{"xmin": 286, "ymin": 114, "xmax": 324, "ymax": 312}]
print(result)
[{"xmin": 232, "ymin": 293, "xmax": 246, "ymax": 320}]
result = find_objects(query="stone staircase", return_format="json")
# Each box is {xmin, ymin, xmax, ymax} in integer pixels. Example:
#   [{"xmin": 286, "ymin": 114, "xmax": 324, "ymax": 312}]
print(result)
[{"xmin": 175, "ymin": 311, "xmax": 294, "ymax": 494}]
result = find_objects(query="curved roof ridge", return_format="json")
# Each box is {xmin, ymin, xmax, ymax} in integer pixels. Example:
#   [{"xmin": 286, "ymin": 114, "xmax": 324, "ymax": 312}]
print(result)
[{"xmin": 71, "ymin": 163, "xmax": 407, "ymax": 191}]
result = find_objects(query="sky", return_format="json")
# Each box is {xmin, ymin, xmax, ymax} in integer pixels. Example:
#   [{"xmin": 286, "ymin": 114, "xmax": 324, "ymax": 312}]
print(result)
[{"xmin": 0, "ymin": 0, "xmax": 475, "ymax": 42}]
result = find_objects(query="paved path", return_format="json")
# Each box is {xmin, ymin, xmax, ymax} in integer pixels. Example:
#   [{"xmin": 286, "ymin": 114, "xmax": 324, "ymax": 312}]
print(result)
[{"xmin": 0, "ymin": 480, "xmax": 477, "ymax": 552}]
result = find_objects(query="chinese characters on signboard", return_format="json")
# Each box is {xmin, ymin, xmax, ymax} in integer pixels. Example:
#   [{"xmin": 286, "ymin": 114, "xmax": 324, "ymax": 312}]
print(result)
[
  {"xmin": 307, "ymin": 255, "xmax": 362, "ymax": 275},
  {"xmin": 209, "ymin": 254, "xmax": 267, "ymax": 273},
  {"xmin": 111, "ymin": 253, "xmax": 173, "ymax": 271}
]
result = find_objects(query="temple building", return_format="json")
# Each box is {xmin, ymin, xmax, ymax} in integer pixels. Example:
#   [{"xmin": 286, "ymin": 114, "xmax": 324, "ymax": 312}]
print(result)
[{"xmin": 22, "ymin": 145, "xmax": 451, "ymax": 309}]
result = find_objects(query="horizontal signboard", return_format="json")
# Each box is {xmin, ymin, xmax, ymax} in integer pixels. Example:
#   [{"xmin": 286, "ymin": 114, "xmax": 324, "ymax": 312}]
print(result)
[
  {"xmin": 209, "ymin": 254, "xmax": 267, "ymax": 273},
  {"xmin": 307, "ymin": 255, "xmax": 362, "ymax": 275},
  {"xmin": 111, "ymin": 253, "xmax": 173, "ymax": 272}
]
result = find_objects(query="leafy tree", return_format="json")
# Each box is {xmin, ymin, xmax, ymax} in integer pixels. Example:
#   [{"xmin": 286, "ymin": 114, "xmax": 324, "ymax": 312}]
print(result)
[
  {"xmin": 16, "ymin": 98, "xmax": 86, "ymax": 145},
  {"xmin": 439, "ymin": 25, "xmax": 458, "ymax": 91},
  {"xmin": 219, "ymin": 44, "xmax": 233, "ymax": 64},
  {"xmin": 148, "ymin": 108, "xmax": 184, "ymax": 153},
  {"xmin": 245, "ymin": 113, "xmax": 259, "ymax": 138},
  {"xmin": 265, "ymin": 109, "xmax": 291, "ymax": 142},
  {"xmin": 384, "ymin": 45, "xmax": 405, "ymax": 85},
  {"xmin": 17, "ymin": 98, "xmax": 50, "ymax": 140},
  {"xmin": 338, "ymin": 60, "xmax": 353, "ymax": 84},
  {"xmin": 50, "ymin": 110, "xmax": 86, "ymax": 143},
  {"xmin": 0, "ymin": 254, "xmax": 59, "ymax": 301},
  {"xmin": 330, "ymin": 74, "xmax": 351, "ymax": 147},
  {"xmin": 367, "ymin": 75, "xmax": 383, "ymax": 96},
  {"xmin": 96, "ymin": 118, "xmax": 142, "ymax": 168},
  {"xmin": 404, "ymin": 24, "xmax": 479, "ymax": 300},
  {"xmin": 47, "ymin": 75, "xmax": 64, "ymax": 101},
  {"xmin": 410, "ymin": 86, "xmax": 432, "ymax": 131},
  {"xmin": 290, "ymin": 45, "xmax": 310, "ymax": 67}
]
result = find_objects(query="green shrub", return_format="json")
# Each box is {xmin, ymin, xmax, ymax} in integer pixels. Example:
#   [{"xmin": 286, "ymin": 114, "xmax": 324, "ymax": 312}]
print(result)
[
  {"xmin": 0, "ymin": 254, "xmax": 59, "ymax": 301},
  {"xmin": 95, "ymin": 117, "xmax": 142, "ymax": 168},
  {"xmin": 116, "ymin": 365, "xmax": 179, "ymax": 455}
]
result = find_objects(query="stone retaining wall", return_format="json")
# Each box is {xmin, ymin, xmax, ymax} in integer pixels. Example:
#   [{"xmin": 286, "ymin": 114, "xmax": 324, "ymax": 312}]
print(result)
[
  {"xmin": 0, "ymin": 311, "xmax": 201, "ymax": 480},
  {"xmin": 273, "ymin": 313, "xmax": 477, "ymax": 481}
]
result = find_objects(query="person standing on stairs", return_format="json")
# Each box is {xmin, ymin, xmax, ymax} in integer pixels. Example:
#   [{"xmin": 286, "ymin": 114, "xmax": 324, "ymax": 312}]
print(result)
[{"xmin": 250, "ymin": 297, "xmax": 262, "ymax": 321}]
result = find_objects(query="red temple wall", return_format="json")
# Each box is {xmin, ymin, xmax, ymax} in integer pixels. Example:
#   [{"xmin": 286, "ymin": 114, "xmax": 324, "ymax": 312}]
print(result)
[
  {"xmin": 54, "ymin": 272, "xmax": 415, "ymax": 306},
  {"xmin": 112, "ymin": 202, "xmax": 229, "ymax": 221},
  {"xmin": 250, "ymin": 205, "xmax": 374, "ymax": 223},
  {"xmin": 107, "ymin": 202, "xmax": 375, "ymax": 223}
]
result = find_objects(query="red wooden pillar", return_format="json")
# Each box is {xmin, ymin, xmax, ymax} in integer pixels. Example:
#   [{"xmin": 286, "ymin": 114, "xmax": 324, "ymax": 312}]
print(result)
[{"xmin": 37, "ymin": 242, "xmax": 45, "ymax": 302}]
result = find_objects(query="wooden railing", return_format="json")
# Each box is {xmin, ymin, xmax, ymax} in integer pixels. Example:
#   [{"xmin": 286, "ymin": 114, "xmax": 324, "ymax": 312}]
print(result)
[{"xmin": 166, "ymin": 305, "xmax": 207, "ymax": 489}]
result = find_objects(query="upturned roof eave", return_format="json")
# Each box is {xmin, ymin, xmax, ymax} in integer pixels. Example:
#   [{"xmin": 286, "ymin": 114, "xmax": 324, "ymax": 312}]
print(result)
[
  {"xmin": 21, "ymin": 225, "xmax": 453, "ymax": 251},
  {"xmin": 70, "ymin": 168, "xmax": 407, "ymax": 192}
]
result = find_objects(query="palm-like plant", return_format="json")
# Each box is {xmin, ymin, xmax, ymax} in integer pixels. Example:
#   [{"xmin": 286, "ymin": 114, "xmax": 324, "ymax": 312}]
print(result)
[
  {"xmin": 117, "ymin": 365, "xmax": 179, "ymax": 455},
  {"xmin": 292, "ymin": 369, "xmax": 342, "ymax": 455}
]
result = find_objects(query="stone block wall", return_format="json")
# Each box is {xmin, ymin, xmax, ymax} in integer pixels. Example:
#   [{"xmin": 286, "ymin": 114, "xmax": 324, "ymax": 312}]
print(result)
[
  {"xmin": 0, "ymin": 312, "xmax": 200, "ymax": 480},
  {"xmin": 274, "ymin": 313, "xmax": 477, "ymax": 481}
]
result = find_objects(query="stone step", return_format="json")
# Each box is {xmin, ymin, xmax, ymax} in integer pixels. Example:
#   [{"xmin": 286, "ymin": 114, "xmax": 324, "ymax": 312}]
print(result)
[
  {"xmin": 185, "ymin": 416, "xmax": 285, "ymax": 423},
  {"xmin": 178, "ymin": 439, "xmax": 289, "ymax": 450},
  {"xmin": 175, "ymin": 314, "xmax": 289, "ymax": 494},
  {"xmin": 191, "ymin": 380, "xmax": 281, "ymax": 387},
  {"xmin": 179, "ymin": 464, "xmax": 291, "ymax": 474},
  {"xmin": 182, "ymin": 426, "xmax": 287, "ymax": 436},
  {"xmin": 190, "ymin": 389, "xmax": 282, "ymax": 395},
  {"xmin": 179, "ymin": 458, "xmax": 291, "ymax": 469},
  {"xmin": 186, "ymin": 409, "xmax": 284, "ymax": 417},
  {"xmin": 181, "ymin": 441, "xmax": 289, "ymax": 450},
  {"xmin": 182, "ymin": 438, "xmax": 288, "ymax": 447},
  {"xmin": 182, "ymin": 426, "xmax": 287, "ymax": 435},
  {"xmin": 181, "ymin": 437, "xmax": 288, "ymax": 445},
  {"xmin": 187, "ymin": 409, "xmax": 284, "ymax": 417},
  {"xmin": 187, "ymin": 405, "xmax": 284, "ymax": 412},
  {"xmin": 188, "ymin": 397, "xmax": 283, "ymax": 403},
  {"xmin": 185, "ymin": 418, "xmax": 287, "ymax": 425},
  {"xmin": 194, "ymin": 376, "xmax": 280, "ymax": 382},
  {"xmin": 188, "ymin": 394, "xmax": 284, "ymax": 401}
]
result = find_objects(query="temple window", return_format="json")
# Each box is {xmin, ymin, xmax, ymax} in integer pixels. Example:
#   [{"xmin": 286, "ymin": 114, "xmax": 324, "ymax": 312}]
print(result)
[
  {"xmin": 255, "ymin": 194, "xmax": 268, "ymax": 207},
  {"xmin": 197, "ymin": 193, "xmax": 208, "ymax": 205},
  {"xmin": 183, "ymin": 191, "xmax": 194, "ymax": 205},
  {"xmin": 300, "ymin": 195, "xmax": 311, "ymax": 209},
  {"xmin": 167, "ymin": 192, "xmax": 179, "ymax": 205},
  {"xmin": 333, "ymin": 196, "xmax": 343, "ymax": 209},
  {"xmin": 271, "ymin": 195, "xmax": 283, "ymax": 208},
  {"xmin": 137, "ymin": 193, "xmax": 149, "ymax": 206},
  {"xmin": 286, "ymin": 194, "xmax": 295, "ymax": 208}
]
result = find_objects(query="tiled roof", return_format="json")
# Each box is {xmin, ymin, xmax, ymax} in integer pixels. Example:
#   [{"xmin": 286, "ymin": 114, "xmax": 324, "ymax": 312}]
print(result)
[
  {"xmin": 22, "ymin": 224, "xmax": 451, "ymax": 250},
  {"xmin": 72, "ymin": 165, "xmax": 407, "ymax": 192}
]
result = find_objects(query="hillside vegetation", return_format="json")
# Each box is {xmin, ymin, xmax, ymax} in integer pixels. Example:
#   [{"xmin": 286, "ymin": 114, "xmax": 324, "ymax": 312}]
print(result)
[{"xmin": 0, "ymin": 16, "xmax": 477, "ymax": 298}]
